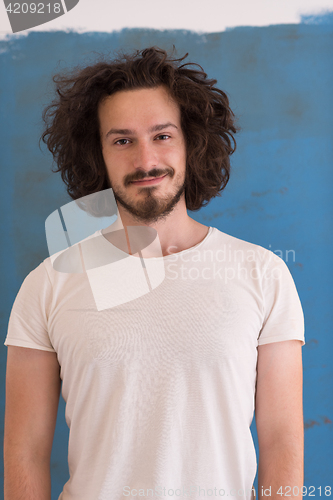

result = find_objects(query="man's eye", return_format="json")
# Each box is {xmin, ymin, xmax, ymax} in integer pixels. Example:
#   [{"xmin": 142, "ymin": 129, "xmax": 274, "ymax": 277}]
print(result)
[
  {"xmin": 156, "ymin": 134, "xmax": 170, "ymax": 141},
  {"xmin": 115, "ymin": 139, "xmax": 130, "ymax": 145}
]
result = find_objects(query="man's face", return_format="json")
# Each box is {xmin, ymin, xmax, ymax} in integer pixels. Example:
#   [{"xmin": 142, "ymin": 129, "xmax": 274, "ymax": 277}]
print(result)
[{"xmin": 98, "ymin": 85, "xmax": 187, "ymax": 224}]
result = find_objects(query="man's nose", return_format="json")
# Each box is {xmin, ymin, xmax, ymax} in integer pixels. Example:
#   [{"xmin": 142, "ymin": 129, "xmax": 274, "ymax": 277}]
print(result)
[{"xmin": 132, "ymin": 141, "xmax": 158, "ymax": 172}]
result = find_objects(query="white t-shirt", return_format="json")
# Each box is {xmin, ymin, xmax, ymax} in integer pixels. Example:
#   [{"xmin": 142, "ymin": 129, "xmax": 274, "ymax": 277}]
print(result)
[{"xmin": 4, "ymin": 226, "xmax": 305, "ymax": 500}]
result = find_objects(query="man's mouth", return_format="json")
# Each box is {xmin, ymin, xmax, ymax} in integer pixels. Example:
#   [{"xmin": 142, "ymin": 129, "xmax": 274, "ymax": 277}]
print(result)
[{"xmin": 130, "ymin": 174, "xmax": 168, "ymax": 186}]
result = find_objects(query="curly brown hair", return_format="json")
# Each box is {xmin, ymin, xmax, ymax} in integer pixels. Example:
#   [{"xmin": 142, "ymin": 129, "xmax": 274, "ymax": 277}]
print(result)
[{"xmin": 41, "ymin": 46, "xmax": 239, "ymax": 212}]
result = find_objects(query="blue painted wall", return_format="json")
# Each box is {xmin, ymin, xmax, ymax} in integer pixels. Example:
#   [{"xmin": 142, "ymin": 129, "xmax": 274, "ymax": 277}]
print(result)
[{"xmin": 1, "ymin": 18, "xmax": 332, "ymax": 498}]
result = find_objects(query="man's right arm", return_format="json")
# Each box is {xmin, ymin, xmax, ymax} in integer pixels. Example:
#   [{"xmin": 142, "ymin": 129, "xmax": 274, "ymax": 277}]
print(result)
[{"xmin": 4, "ymin": 345, "xmax": 61, "ymax": 500}]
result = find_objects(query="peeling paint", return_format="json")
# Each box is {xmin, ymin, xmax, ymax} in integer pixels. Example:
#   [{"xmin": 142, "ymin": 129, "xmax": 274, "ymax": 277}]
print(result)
[
  {"xmin": 320, "ymin": 416, "xmax": 332, "ymax": 424},
  {"xmin": 304, "ymin": 339, "xmax": 319, "ymax": 349},
  {"xmin": 251, "ymin": 190, "xmax": 272, "ymax": 197},
  {"xmin": 304, "ymin": 420, "xmax": 320, "ymax": 429}
]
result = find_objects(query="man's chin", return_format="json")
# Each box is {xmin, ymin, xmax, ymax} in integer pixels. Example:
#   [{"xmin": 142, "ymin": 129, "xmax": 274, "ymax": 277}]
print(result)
[
  {"xmin": 114, "ymin": 198, "xmax": 163, "ymax": 223},
  {"xmin": 113, "ymin": 181, "xmax": 185, "ymax": 224}
]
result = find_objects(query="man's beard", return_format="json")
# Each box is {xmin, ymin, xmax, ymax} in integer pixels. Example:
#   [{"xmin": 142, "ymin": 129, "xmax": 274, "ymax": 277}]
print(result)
[{"xmin": 110, "ymin": 172, "xmax": 186, "ymax": 225}]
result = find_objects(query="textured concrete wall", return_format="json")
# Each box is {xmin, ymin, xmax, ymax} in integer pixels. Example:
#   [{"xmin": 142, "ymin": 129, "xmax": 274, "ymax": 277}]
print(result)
[{"xmin": 1, "ymin": 17, "xmax": 332, "ymax": 497}]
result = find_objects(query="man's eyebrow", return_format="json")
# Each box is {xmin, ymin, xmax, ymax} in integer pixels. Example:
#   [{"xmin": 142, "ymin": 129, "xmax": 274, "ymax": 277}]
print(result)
[
  {"xmin": 105, "ymin": 122, "xmax": 178, "ymax": 138},
  {"xmin": 149, "ymin": 123, "xmax": 178, "ymax": 133}
]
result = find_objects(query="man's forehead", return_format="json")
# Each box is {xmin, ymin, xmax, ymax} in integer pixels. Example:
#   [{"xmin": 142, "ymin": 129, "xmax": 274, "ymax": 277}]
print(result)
[
  {"xmin": 99, "ymin": 86, "xmax": 179, "ymax": 113},
  {"xmin": 98, "ymin": 87, "xmax": 181, "ymax": 135}
]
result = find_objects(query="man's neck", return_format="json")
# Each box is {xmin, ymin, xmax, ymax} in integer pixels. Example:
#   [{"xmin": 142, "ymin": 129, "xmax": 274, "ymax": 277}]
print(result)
[{"xmin": 102, "ymin": 206, "xmax": 209, "ymax": 257}]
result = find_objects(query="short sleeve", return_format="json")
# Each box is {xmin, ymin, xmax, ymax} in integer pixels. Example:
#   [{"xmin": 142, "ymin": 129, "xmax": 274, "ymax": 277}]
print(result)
[
  {"xmin": 258, "ymin": 252, "xmax": 305, "ymax": 346},
  {"xmin": 4, "ymin": 262, "xmax": 56, "ymax": 352}
]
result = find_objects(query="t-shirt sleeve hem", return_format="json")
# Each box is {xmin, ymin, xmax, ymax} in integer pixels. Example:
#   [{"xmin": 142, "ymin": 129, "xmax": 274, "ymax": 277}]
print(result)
[
  {"xmin": 4, "ymin": 338, "xmax": 56, "ymax": 352},
  {"xmin": 258, "ymin": 334, "xmax": 305, "ymax": 346}
]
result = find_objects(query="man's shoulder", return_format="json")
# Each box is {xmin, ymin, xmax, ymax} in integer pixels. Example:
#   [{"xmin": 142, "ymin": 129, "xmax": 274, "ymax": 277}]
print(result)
[
  {"xmin": 210, "ymin": 226, "xmax": 272, "ymax": 256},
  {"xmin": 18, "ymin": 228, "xmax": 102, "ymax": 287}
]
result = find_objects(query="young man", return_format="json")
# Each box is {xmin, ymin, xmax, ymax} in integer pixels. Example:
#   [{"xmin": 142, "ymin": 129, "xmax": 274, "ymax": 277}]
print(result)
[{"xmin": 4, "ymin": 47, "xmax": 305, "ymax": 500}]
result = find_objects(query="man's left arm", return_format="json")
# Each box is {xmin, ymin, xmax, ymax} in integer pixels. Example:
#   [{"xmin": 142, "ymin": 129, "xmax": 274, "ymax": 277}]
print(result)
[{"xmin": 255, "ymin": 339, "xmax": 304, "ymax": 500}]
